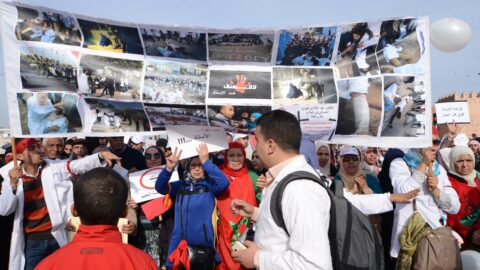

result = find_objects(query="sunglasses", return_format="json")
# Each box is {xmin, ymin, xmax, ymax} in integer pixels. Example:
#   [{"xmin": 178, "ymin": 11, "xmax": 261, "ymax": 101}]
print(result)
[{"xmin": 145, "ymin": 153, "xmax": 161, "ymax": 160}]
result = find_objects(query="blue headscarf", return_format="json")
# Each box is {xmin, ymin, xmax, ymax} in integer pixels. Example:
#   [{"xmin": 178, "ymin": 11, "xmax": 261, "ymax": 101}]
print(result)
[{"xmin": 403, "ymin": 148, "xmax": 441, "ymax": 176}]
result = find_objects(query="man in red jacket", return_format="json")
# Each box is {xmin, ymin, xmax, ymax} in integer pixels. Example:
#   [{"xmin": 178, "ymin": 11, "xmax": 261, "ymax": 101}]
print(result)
[{"xmin": 35, "ymin": 167, "xmax": 158, "ymax": 270}]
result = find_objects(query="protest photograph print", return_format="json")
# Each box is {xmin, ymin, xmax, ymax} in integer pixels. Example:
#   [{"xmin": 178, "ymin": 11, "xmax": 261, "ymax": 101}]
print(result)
[
  {"xmin": 272, "ymin": 103, "xmax": 338, "ymax": 141},
  {"xmin": 207, "ymin": 104, "xmax": 271, "ymax": 134},
  {"xmin": 145, "ymin": 104, "xmax": 208, "ymax": 131},
  {"xmin": 142, "ymin": 60, "xmax": 208, "ymax": 104},
  {"xmin": 140, "ymin": 26, "xmax": 207, "ymax": 61},
  {"xmin": 275, "ymin": 27, "xmax": 336, "ymax": 66},
  {"xmin": 335, "ymin": 76, "xmax": 383, "ymax": 136},
  {"xmin": 16, "ymin": 92, "xmax": 82, "ymax": 135},
  {"xmin": 15, "ymin": 5, "xmax": 82, "ymax": 46},
  {"xmin": 272, "ymin": 67, "xmax": 337, "ymax": 105},
  {"xmin": 77, "ymin": 18, "xmax": 143, "ymax": 54},
  {"xmin": 208, "ymin": 68, "xmax": 272, "ymax": 102},
  {"xmin": 376, "ymin": 18, "xmax": 424, "ymax": 75},
  {"xmin": 79, "ymin": 54, "xmax": 143, "ymax": 100},
  {"xmin": 20, "ymin": 44, "xmax": 79, "ymax": 92},
  {"xmin": 208, "ymin": 32, "xmax": 275, "ymax": 63},
  {"xmin": 381, "ymin": 75, "xmax": 426, "ymax": 137},
  {"xmin": 82, "ymin": 98, "xmax": 149, "ymax": 132},
  {"xmin": 334, "ymin": 21, "xmax": 381, "ymax": 79}
]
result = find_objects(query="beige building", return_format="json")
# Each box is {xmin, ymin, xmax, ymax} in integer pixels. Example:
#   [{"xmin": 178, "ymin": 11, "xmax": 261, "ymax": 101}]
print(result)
[{"xmin": 437, "ymin": 91, "xmax": 480, "ymax": 138}]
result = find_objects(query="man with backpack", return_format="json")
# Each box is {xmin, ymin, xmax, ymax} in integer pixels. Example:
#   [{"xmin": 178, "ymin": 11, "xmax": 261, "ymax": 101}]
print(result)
[{"xmin": 231, "ymin": 110, "xmax": 333, "ymax": 269}]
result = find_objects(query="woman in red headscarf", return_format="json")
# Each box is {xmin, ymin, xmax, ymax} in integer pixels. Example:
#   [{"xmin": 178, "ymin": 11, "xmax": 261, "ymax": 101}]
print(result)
[{"xmin": 216, "ymin": 142, "xmax": 260, "ymax": 270}]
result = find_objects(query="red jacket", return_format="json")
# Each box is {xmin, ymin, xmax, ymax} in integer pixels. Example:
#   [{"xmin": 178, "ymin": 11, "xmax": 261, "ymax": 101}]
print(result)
[
  {"xmin": 35, "ymin": 224, "xmax": 158, "ymax": 270},
  {"xmin": 447, "ymin": 172, "xmax": 480, "ymax": 248}
]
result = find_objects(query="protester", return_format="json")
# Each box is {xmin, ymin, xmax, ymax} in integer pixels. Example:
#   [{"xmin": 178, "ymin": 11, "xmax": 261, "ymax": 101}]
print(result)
[
  {"xmin": 389, "ymin": 145, "xmax": 460, "ymax": 261},
  {"xmin": 108, "ymin": 136, "xmax": 147, "ymax": 173},
  {"xmin": 361, "ymin": 147, "xmax": 381, "ymax": 177},
  {"xmin": 216, "ymin": 142, "xmax": 260, "ymax": 270},
  {"xmin": 71, "ymin": 138, "xmax": 88, "ymax": 159},
  {"xmin": 42, "ymin": 138, "xmax": 65, "ymax": 161},
  {"xmin": 315, "ymin": 142, "xmax": 338, "ymax": 178},
  {"xmin": 35, "ymin": 167, "xmax": 158, "ymax": 269},
  {"xmin": 468, "ymin": 139, "xmax": 480, "ymax": 171},
  {"xmin": 230, "ymin": 110, "xmax": 333, "ymax": 269},
  {"xmin": 446, "ymin": 146, "xmax": 480, "ymax": 250},
  {"xmin": 0, "ymin": 138, "xmax": 120, "ymax": 270},
  {"xmin": 129, "ymin": 135, "xmax": 145, "ymax": 153},
  {"xmin": 155, "ymin": 144, "xmax": 229, "ymax": 269},
  {"xmin": 335, "ymin": 146, "xmax": 382, "ymax": 194},
  {"xmin": 63, "ymin": 139, "xmax": 73, "ymax": 158},
  {"xmin": 251, "ymin": 150, "xmax": 267, "ymax": 176}
]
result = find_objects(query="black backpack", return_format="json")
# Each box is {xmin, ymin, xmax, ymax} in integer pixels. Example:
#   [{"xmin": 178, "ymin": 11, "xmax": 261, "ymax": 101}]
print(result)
[{"xmin": 270, "ymin": 171, "xmax": 384, "ymax": 270}]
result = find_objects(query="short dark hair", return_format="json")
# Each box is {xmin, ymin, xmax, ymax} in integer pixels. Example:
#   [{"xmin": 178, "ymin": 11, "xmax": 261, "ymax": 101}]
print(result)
[
  {"xmin": 256, "ymin": 110, "xmax": 301, "ymax": 153},
  {"xmin": 73, "ymin": 167, "xmax": 128, "ymax": 226}
]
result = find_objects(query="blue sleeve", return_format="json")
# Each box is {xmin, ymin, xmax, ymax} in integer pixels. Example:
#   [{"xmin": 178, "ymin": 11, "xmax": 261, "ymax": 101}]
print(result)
[
  {"xmin": 366, "ymin": 174, "xmax": 383, "ymax": 194},
  {"xmin": 202, "ymin": 160, "xmax": 229, "ymax": 195},
  {"xmin": 155, "ymin": 169, "xmax": 182, "ymax": 196}
]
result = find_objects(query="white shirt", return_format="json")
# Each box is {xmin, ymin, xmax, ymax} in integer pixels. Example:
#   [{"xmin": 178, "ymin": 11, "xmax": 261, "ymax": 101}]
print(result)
[
  {"xmin": 389, "ymin": 158, "xmax": 460, "ymax": 257},
  {"xmin": 255, "ymin": 155, "xmax": 332, "ymax": 270}
]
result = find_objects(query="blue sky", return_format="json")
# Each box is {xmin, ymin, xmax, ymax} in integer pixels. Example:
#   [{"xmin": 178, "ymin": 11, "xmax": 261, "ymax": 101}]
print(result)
[{"xmin": 0, "ymin": 0, "xmax": 479, "ymax": 128}]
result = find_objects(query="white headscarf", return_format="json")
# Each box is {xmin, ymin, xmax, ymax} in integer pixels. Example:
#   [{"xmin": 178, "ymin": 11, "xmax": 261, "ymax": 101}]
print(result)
[
  {"xmin": 315, "ymin": 142, "xmax": 331, "ymax": 177},
  {"xmin": 449, "ymin": 145, "xmax": 477, "ymax": 187}
]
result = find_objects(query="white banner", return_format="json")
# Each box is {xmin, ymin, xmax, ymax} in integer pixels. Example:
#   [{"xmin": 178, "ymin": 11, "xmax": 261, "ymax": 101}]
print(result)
[
  {"xmin": 166, "ymin": 125, "xmax": 228, "ymax": 160},
  {"xmin": 435, "ymin": 102, "xmax": 470, "ymax": 124},
  {"xmin": 128, "ymin": 166, "xmax": 179, "ymax": 203}
]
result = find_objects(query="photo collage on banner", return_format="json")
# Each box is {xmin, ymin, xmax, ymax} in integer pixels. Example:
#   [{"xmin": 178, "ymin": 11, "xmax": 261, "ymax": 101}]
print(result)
[{"xmin": 0, "ymin": 1, "xmax": 431, "ymax": 147}]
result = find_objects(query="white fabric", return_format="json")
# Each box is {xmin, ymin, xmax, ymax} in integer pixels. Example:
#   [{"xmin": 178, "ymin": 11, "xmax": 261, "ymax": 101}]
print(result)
[
  {"xmin": 384, "ymin": 83, "xmax": 399, "ymax": 100},
  {"xmin": 383, "ymin": 44, "xmax": 402, "ymax": 62},
  {"xmin": 26, "ymin": 96, "xmax": 55, "ymax": 135},
  {"xmin": 256, "ymin": 155, "xmax": 332, "ymax": 270},
  {"xmin": 348, "ymin": 77, "xmax": 369, "ymax": 95},
  {"xmin": 352, "ymin": 94, "xmax": 370, "ymax": 134},
  {"xmin": 78, "ymin": 73, "xmax": 90, "ymax": 95},
  {"xmin": 388, "ymin": 158, "xmax": 460, "ymax": 257},
  {"xmin": 393, "ymin": 62, "xmax": 425, "ymax": 75},
  {"xmin": 344, "ymin": 191, "xmax": 393, "ymax": 215},
  {"xmin": 0, "ymin": 154, "xmax": 103, "ymax": 270}
]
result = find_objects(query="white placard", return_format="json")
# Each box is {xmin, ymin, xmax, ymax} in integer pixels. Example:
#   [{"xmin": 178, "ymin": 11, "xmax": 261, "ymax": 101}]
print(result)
[
  {"xmin": 128, "ymin": 166, "xmax": 179, "ymax": 203},
  {"xmin": 166, "ymin": 125, "xmax": 228, "ymax": 160},
  {"xmin": 435, "ymin": 102, "xmax": 470, "ymax": 124}
]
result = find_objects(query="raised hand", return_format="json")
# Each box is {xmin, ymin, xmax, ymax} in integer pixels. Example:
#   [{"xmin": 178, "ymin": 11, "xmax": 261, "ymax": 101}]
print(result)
[
  {"xmin": 389, "ymin": 188, "xmax": 420, "ymax": 203},
  {"xmin": 8, "ymin": 166, "xmax": 22, "ymax": 190},
  {"xmin": 196, "ymin": 143, "xmax": 209, "ymax": 164},
  {"xmin": 165, "ymin": 147, "xmax": 182, "ymax": 172},
  {"xmin": 256, "ymin": 174, "xmax": 266, "ymax": 191},
  {"xmin": 98, "ymin": 151, "xmax": 122, "ymax": 167}
]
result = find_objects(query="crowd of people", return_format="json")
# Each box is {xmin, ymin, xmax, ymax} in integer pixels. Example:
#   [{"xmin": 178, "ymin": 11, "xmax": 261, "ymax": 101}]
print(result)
[
  {"xmin": 279, "ymin": 32, "xmax": 335, "ymax": 66},
  {"xmin": 143, "ymin": 76, "xmax": 206, "ymax": 103},
  {"xmin": 0, "ymin": 110, "xmax": 479, "ymax": 270},
  {"xmin": 21, "ymin": 54, "xmax": 77, "ymax": 84}
]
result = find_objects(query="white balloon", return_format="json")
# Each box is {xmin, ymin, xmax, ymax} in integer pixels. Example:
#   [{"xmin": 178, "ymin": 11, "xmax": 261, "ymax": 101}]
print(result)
[{"xmin": 430, "ymin": 18, "xmax": 472, "ymax": 52}]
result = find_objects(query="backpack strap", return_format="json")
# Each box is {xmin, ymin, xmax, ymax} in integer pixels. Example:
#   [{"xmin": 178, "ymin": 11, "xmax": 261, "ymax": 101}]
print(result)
[{"xmin": 270, "ymin": 171, "xmax": 328, "ymax": 236}]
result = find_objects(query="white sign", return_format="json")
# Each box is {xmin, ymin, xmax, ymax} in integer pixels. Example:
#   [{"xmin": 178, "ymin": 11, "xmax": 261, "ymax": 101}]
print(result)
[
  {"xmin": 435, "ymin": 102, "xmax": 470, "ymax": 124},
  {"xmin": 128, "ymin": 166, "xmax": 179, "ymax": 203},
  {"xmin": 166, "ymin": 125, "xmax": 228, "ymax": 160}
]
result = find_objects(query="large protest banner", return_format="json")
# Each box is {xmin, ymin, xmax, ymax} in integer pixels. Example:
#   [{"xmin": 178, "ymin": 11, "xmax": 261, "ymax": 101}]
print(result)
[{"xmin": 0, "ymin": 1, "xmax": 432, "ymax": 148}]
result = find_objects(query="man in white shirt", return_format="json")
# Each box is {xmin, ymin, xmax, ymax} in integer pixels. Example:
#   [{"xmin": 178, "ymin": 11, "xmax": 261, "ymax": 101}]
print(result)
[{"xmin": 231, "ymin": 110, "xmax": 332, "ymax": 270}]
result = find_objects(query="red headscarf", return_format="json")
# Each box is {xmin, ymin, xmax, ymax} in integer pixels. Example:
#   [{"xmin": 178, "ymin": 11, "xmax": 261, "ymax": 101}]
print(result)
[
  {"xmin": 16, "ymin": 138, "xmax": 38, "ymax": 154},
  {"xmin": 220, "ymin": 142, "xmax": 248, "ymax": 178}
]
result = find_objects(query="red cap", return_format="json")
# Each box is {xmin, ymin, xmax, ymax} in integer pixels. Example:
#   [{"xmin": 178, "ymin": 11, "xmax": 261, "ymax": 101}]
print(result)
[{"xmin": 16, "ymin": 138, "xmax": 39, "ymax": 154}]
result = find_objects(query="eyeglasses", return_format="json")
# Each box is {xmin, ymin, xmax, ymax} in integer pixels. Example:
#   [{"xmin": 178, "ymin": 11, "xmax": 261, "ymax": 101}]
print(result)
[
  {"xmin": 145, "ymin": 153, "xmax": 161, "ymax": 160},
  {"xmin": 189, "ymin": 163, "xmax": 203, "ymax": 168},
  {"xmin": 342, "ymin": 156, "xmax": 359, "ymax": 163}
]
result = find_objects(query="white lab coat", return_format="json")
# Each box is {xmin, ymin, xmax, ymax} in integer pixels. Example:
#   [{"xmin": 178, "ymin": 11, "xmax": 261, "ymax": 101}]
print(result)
[{"xmin": 0, "ymin": 154, "xmax": 103, "ymax": 270}]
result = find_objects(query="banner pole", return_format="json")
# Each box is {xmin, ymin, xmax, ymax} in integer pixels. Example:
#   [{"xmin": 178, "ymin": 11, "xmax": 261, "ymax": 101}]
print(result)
[{"xmin": 11, "ymin": 137, "xmax": 18, "ymax": 168}]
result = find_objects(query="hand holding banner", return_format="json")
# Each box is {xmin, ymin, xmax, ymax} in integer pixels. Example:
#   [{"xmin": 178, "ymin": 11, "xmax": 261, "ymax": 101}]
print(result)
[{"xmin": 128, "ymin": 166, "xmax": 179, "ymax": 203}]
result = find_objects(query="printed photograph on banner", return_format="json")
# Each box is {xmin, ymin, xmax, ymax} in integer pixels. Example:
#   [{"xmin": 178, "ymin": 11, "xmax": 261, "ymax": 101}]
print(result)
[
  {"xmin": 208, "ymin": 69, "xmax": 271, "ymax": 100},
  {"xmin": 272, "ymin": 67, "xmax": 337, "ymax": 104},
  {"xmin": 276, "ymin": 27, "xmax": 336, "ymax": 66},
  {"xmin": 207, "ymin": 104, "xmax": 271, "ymax": 134},
  {"xmin": 16, "ymin": 92, "xmax": 82, "ymax": 135},
  {"xmin": 20, "ymin": 45, "xmax": 79, "ymax": 92},
  {"xmin": 15, "ymin": 6, "xmax": 82, "ymax": 46},
  {"xmin": 145, "ymin": 104, "xmax": 208, "ymax": 131},
  {"xmin": 381, "ymin": 75, "xmax": 425, "ymax": 137},
  {"xmin": 143, "ymin": 60, "xmax": 207, "ymax": 104},
  {"xmin": 335, "ymin": 76, "xmax": 383, "ymax": 136},
  {"xmin": 376, "ymin": 18, "xmax": 424, "ymax": 75},
  {"xmin": 140, "ymin": 27, "xmax": 207, "ymax": 61},
  {"xmin": 77, "ymin": 18, "xmax": 143, "ymax": 54},
  {"xmin": 208, "ymin": 33, "xmax": 274, "ymax": 63},
  {"xmin": 79, "ymin": 54, "xmax": 143, "ymax": 100},
  {"xmin": 334, "ymin": 22, "xmax": 381, "ymax": 79},
  {"xmin": 272, "ymin": 104, "xmax": 338, "ymax": 141},
  {"xmin": 83, "ymin": 98, "xmax": 149, "ymax": 132}
]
